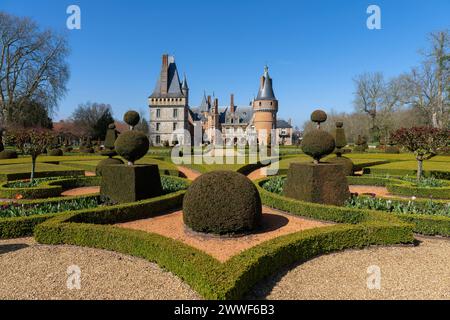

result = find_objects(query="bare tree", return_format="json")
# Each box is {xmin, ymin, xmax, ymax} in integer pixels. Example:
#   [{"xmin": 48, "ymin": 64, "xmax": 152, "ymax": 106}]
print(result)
[
  {"xmin": 353, "ymin": 72, "xmax": 405, "ymax": 142},
  {"xmin": 70, "ymin": 102, "xmax": 114, "ymax": 140},
  {"xmin": 0, "ymin": 12, "xmax": 69, "ymax": 124}
]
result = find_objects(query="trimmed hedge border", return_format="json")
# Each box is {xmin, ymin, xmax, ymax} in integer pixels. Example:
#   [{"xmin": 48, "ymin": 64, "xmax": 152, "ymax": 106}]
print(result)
[
  {"xmin": 364, "ymin": 167, "xmax": 450, "ymax": 180},
  {"xmin": 0, "ymin": 176, "xmax": 101, "ymax": 199},
  {"xmin": 0, "ymin": 168, "xmax": 85, "ymax": 183},
  {"xmin": 347, "ymin": 175, "xmax": 450, "ymax": 200},
  {"xmin": 264, "ymin": 176, "xmax": 450, "ymax": 237},
  {"xmin": 0, "ymin": 194, "xmax": 98, "ymax": 239},
  {"xmin": 33, "ymin": 177, "xmax": 413, "ymax": 299},
  {"xmin": 0, "ymin": 176, "xmax": 190, "ymax": 239}
]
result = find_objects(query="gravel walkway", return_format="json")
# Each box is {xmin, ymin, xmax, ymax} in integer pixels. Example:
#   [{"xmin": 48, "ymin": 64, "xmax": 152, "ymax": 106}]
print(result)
[
  {"xmin": 249, "ymin": 236, "xmax": 450, "ymax": 300},
  {"xmin": 0, "ymin": 237, "xmax": 200, "ymax": 300},
  {"xmin": 2, "ymin": 236, "xmax": 449, "ymax": 300}
]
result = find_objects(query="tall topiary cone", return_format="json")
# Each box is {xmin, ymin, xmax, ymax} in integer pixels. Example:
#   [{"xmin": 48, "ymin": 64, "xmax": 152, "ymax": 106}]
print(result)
[
  {"xmin": 97, "ymin": 123, "xmax": 124, "ymax": 176},
  {"xmin": 284, "ymin": 110, "xmax": 350, "ymax": 206},
  {"xmin": 329, "ymin": 121, "xmax": 354, "ymax": 176}
]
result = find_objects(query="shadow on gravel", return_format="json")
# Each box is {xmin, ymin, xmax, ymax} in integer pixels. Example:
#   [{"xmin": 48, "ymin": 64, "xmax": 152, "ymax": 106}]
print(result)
[{"xmin": 0, "ymin": 243, "xmax": 29, "ymax": 255}]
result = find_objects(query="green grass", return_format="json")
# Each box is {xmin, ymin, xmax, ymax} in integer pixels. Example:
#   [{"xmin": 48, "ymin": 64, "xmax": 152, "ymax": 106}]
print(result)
[
  {"xmin": 0, "ymin": 163, "xmax": 82, "ymax": 175},
  {"xmin": 368, "ymin": 160, "xmax": 450, "ymax": 172}
]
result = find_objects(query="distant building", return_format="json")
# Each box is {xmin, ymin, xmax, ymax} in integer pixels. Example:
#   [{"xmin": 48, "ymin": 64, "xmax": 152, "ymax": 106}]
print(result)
[{"xmin": 148, "ymin": 54, "xmax": 293, "ymax": 146}]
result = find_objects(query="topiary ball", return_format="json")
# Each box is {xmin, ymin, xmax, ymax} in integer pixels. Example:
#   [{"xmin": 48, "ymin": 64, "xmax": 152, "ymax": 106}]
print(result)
[
  {"xmin": 311, "ymin": 109, "xmax": 328, "ymax": 123},
  {"xmin": 0, "ymin": 150, "xmax": 18, "ymax": 159},
  {"xmin": 49, "ymin": 148, "xmax": 63, "ymax": 156},
  {"xmin": 183, "ymin": 171, "xmax": 262, "ymax": 235},
  {"xmin": 96, "ymin": 157, "xmax": 124, "ymax": 176},
  {"xmin": 123, "ymin": 110, "xmax": 140, "ymax": 127},
  {"xmin": 115, "ymin": 130, "xmax": 149, "ymax": 163},
  {"xmin": 301, "ymin": 129, "xmax": 336, "ymax": 162}
]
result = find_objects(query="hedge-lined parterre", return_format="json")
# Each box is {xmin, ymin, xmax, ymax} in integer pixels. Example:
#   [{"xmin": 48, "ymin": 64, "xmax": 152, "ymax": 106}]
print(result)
[
  {"xmin": 0, "ymin": 176, "xmax": 101, "ymax": 199},
  {"xmin": 33, "ymin": 175, "xmax": 413, "ymax": 299},
  {"xmin": 0, "ymin": 176, "xmax": 189, "ymax": 239}
]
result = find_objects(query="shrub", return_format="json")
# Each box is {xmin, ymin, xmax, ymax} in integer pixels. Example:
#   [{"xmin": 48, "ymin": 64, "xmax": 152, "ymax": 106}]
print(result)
[
  {"xmin": 385, "ymin": 145, "xmax": 400, "ymax": 154},
  {"xmin": 95, "ymin": 157, "xmax": 124, "ymax": 176},
  {"xmin": 123, "ymin": 110, "xmax": 140, "ymax": 128},
  {"xmin": 115, "ymin": 131, "xmax": 149, "ymax": 164},
  {"xmin": 283, "ymin": 163, "xmax": 351, "ymax": 206},
  {"xmin": 310, "ymin": 109, "xmax": 327, "ymax": 124},
  {"xmin": 49, "ymin": 148, "xmax": 63, "ymax": 156},
  {"xmin": 183, "ymin": 171, "xmax": 262, "ymax": 234},
  {"xmin": 301, "ymin": 129, "xmax": 335, "ymax": 163},
  {"xmin": 0, "ymin": 150, "xmax": 18, "ymax": 159},
  {"xmin": 100, "ymin": 164, "xmax": 163, "ymax": 203},
  {"xmin": 328, "ymin": 156, "xmax": 354, "ymax": 176}
]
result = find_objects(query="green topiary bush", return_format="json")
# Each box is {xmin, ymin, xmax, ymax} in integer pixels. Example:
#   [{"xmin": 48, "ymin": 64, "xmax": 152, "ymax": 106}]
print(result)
[
  {"xmin": 183, "ymin": 170, "xmax": 262, "ymax": 234},
  {"xmin": 49, "ymin": 148, "xmax": 63, "ymax": 156},
  {"xmin": 328, "ymin": 156, "xmax": 354, "ymax": 176},
  {"xmin": 95, "ymin": 157, "xmax": 124, "ymax": 176},
  {"xmin": 0, "ymin": 150, "xmax": 18, "ymax": 159},
  {"xmin": 115, "ymin": 130, "xmax": 149, "ymax": 164},
  {"xmin": 301, "ymin": 129, "xmax": 336, "ymax": 163},
  {"xmin": 123, "ymin": 110, "xmax": 140, "ymax": 128}
]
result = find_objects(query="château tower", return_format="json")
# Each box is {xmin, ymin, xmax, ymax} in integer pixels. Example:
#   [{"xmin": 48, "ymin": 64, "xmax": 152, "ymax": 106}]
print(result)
[
  {"xmin": 252, "ymin": 66, "xmax": 278, "ymax": 144},
  {"xmin": 148, "ymin": 54, "xmax": 190, "ymax": 146}
]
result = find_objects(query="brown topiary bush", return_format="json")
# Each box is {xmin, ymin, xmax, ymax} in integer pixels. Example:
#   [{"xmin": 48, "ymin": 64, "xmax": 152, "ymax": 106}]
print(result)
[
  {"xmin": 328, "ymin": 156, "xmax": 354, "ymax": 176},
  {"xmin": 183, "ymin": 171, "xmax": 262, "ymax": 235},
  {"xmin": 123, "ymin": 110, "xmax": 140, "ymax": 128},
  {"xmin": 283, "ymin": 162, "xmax": 351, "ymax": 206},
  {"xmin": 301, "ymin": 129, "xmax": 335, "ymax": 163},
  {"xmin": 115, "ymin": 131, "xmax": 149, "ymax": 164},
  {"xmin": 311, "ymin": 109, "xmax": 327, "ymax": 124}
]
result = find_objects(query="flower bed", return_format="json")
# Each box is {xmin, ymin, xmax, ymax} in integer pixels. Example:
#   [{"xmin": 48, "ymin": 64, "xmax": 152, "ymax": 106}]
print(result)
[
  {"xmin": 0, "ymin": 176, "xmax": 189, "ymax": 239},
  {"xmin": 0, "ymin": 176, "xmax": 101, "ymax": 199},
  {"xmin": 261, "ymin": 175, "xmax": 450, "ymax": 236}
]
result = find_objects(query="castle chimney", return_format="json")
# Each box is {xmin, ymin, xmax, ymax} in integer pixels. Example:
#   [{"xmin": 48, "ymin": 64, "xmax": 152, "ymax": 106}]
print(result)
[
  {"xmin": 162, "ymin": 54, "xmax": 169, "ymax": 67},
  {"xmin": 214, "ymin": 98, "xmax": 219, "ymax": 114},
  {"xmin": 161, "ymin": 54, "xmax": 169, "ymax": 95},
  {"xmin": 230, "ymin": 94, "xmax": 235, "ymax": 113},
  {"xmin": 207, "ymin": 95, "xmax": 211, "ymax": 107}
]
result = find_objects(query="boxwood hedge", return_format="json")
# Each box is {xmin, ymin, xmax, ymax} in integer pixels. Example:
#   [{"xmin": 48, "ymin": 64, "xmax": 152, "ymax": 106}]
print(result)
[
  {"xmin": 33, "ymin": 177, "xmax": 414, "ymax": 299},
  {"xmin": 0, "ymin": 176, "xmax": 101, "ymax": 199}
]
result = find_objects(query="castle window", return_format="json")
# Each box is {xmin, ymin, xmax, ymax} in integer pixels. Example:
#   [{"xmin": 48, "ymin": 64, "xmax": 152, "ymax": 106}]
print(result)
[
  {"xmin": 173, "ymin": 123, "xmax": 177, "ymax": 131},
  {"xmin": 270, "ymin": 102, "xmax": 273, "ymax": 105},
  {"xmin": 156, "ymin": 109, "xmax": 161, "ymax": 118},
  {"xmin": 173, "ymin": 109, "xmax": 178, "ymax": 118},
  {"xmin": 259, "ymin": 102, "xmax": 262, "ymax": 106},
  {"xmin": 156, "ymin": 123, "xmax": 161, "ymax": 131},
  {"xmin": 156, "ymin": 135, "xmax": 161, "ymax": 144}
]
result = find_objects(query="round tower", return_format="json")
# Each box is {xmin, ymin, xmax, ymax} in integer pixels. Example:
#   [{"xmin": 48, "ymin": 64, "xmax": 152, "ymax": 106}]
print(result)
[{"xmin": 252, "ymin": 66, "xmax": 278, "ymax": 144}]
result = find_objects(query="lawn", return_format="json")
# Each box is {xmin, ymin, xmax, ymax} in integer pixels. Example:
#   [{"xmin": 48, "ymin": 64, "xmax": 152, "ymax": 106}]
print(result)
[{"xmin": 0, "ymin": 163, "xmax": 85, "ymax": 182}]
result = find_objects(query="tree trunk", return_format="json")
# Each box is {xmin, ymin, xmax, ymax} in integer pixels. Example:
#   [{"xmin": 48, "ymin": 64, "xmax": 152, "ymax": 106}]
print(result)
[
  {"xmin": 31, "ymin": 157, "xmax": 36, "ymax": 183},
  {"xmin": 417, "ymin": 159, "xmax": 423, "ymax": 181}
]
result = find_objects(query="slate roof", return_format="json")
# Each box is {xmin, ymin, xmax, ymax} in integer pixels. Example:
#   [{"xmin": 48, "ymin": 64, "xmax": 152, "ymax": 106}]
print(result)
[
  {"xmin": 256, "ymin": 66, "xmax": 276, "ymax": 101},
  {"xmin": 276, "ymin": 119, "xmax": 292, "ymax": 129},
  {"xmin": 150, "ymin": 56, "xmax": 185, "ymax": 98}
]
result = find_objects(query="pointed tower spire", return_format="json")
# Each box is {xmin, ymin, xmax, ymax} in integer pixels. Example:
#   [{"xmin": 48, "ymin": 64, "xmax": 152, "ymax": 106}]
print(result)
[{"xmin": 182, "ymin": 73, "xmax": 189, "ymax": 90}]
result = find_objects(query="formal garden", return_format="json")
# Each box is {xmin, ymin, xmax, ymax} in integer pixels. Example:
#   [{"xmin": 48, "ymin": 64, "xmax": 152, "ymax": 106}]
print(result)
[{"xmin": 0, "ymin": 108, "xmax": 448, "ymax": 300}]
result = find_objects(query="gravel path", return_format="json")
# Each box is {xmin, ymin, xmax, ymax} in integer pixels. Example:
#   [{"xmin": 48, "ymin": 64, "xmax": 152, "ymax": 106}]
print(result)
[
  {"xmin": 249, "ymin": 236, "xmax": 450, "ymax": 300},
  {"xmin": 0, "ymin": 237, "xmax": 200, "ymax": 300},
  {"xmin": 2, "ymin": 236, "xmax": 449, "ymax": 300}
]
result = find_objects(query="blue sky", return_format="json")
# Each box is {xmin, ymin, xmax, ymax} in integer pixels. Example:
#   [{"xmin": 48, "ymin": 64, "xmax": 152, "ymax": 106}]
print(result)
[{"xmin": 1, "ymin": 0, "xmax": 449, "ymax": 127}]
